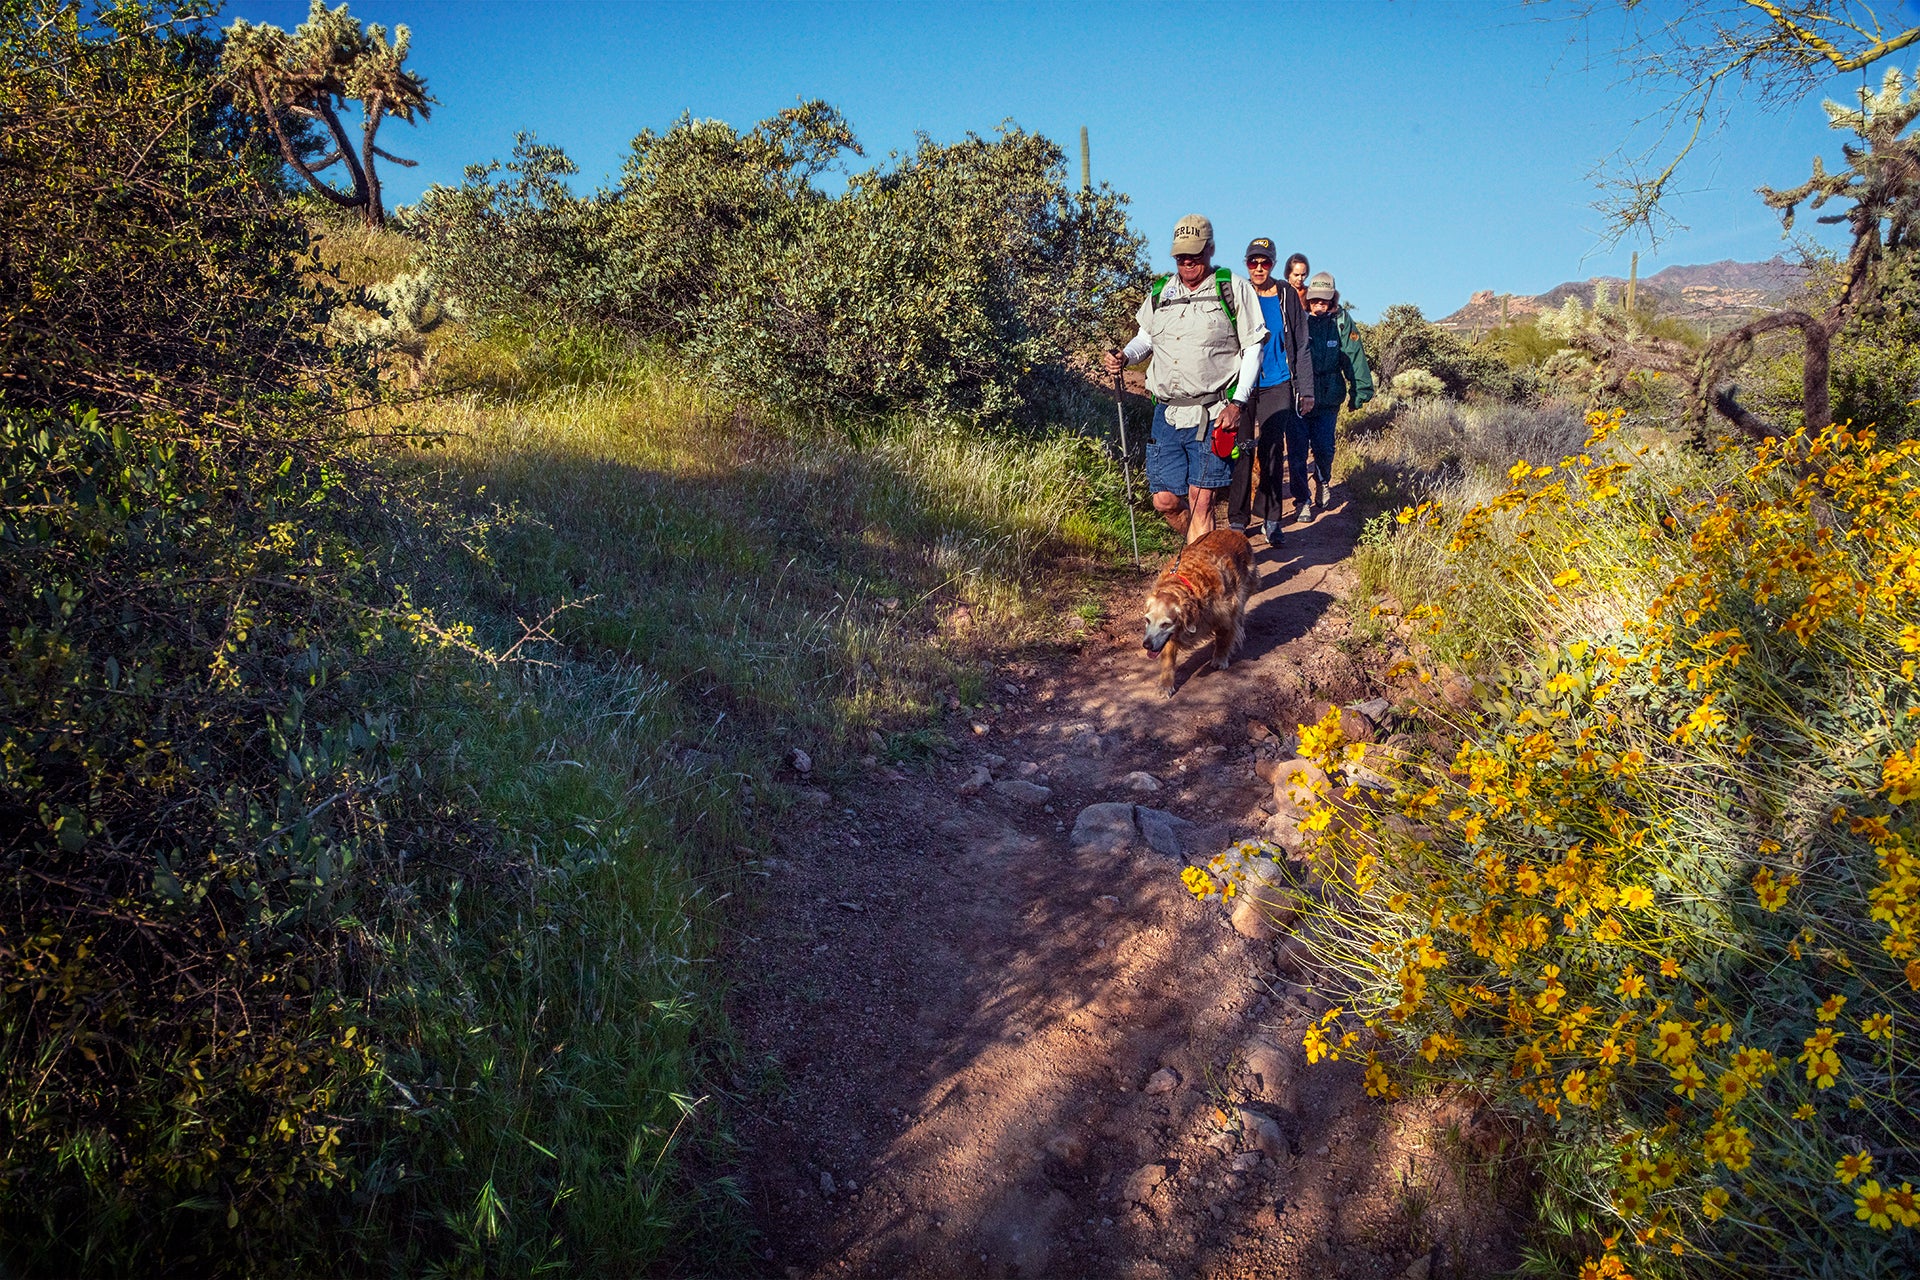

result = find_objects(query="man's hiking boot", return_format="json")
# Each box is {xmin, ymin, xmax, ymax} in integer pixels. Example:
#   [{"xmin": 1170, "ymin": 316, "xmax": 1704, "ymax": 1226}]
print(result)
[
  {"xmin": 1229, "ymin": 521, "xmax": 1248, "ymax": 536},
  {"xmin": 1313, "ymin": 475, "xmax": 1328, "ymax": 509},
  {"xmin": 1263, "ymin": 519, "xmax": 1282, "ymax": 543},
  {"xmin": 1297, "ymin": 500, "xmax": 1314, "ymax": 525},
  {"xmin": 1164, "ymin": 507, "xmax": 1192, "ymax": 536}
]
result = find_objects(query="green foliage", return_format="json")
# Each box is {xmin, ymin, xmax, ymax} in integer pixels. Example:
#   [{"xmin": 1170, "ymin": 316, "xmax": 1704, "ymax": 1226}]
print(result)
[
  {"xmin": 0, "ymin": 0, "xmax": 330, "ymax": 413},
  {"xmin": 1362, "ymin": 304, "xmax": 1524, "ymax": 401},
  {"xmin": 1758, "ymin": 247, "xmax": 1920, "ymax": 442},
  {"xmin": 411, "ymin": 106, "xmax": 1147, "ymax": 425}
]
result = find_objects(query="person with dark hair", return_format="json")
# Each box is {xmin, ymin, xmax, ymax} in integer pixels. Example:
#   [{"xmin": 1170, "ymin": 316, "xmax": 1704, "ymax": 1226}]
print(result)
[
  {"xmin": 1226, "ymin": 237, "xmax": 1314, "ymax": 544},
  {"xmin": 1283, "ymin": 253, "xmax": 1311, "ymax": 300}
]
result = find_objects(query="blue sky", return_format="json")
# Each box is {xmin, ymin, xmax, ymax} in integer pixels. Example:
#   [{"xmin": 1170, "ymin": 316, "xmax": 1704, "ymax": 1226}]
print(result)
[{"xmin": 224, "ymin": 0, "xmax": 1885, "ymax": 320}]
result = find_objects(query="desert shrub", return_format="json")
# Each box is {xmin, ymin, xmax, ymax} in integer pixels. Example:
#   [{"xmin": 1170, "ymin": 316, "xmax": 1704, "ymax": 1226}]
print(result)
[
  {"xmin": 0, "ymin": 4, "xmax": 440, "ymax": 1268},
  {"xmin": 1456, "ymin": 399, "xmax": 1591, "ymax": 475},
  {"xmin": 1752, "ymin": 248, "xmax": 1920, "ymax": 442},
  {"xmin": 1391, "ymin": 368, "xmax": 1446, "ymax": 400},
  {"xmin": 412, "ymin": 108, "xmax": 1147, "ymax": 426},
  {"xmin": 1363, "ymin": 304, "xmax": 1523, "ymax": 401},
  {"xmin": 1196, "ymin": 411, "xmax": 1920, "ymax": 1276}
]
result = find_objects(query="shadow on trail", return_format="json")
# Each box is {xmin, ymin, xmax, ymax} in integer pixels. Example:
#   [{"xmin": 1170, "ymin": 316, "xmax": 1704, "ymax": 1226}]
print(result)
[{"xmin": 734, "ymin": 487, "xmax": 1517, "ymax": 1279}]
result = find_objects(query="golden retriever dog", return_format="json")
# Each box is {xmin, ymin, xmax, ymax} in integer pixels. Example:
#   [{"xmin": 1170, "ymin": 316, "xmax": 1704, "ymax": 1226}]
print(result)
[{"xmin": 1141, "ymin": 528, "xmax": 1256, "ymax": 695}]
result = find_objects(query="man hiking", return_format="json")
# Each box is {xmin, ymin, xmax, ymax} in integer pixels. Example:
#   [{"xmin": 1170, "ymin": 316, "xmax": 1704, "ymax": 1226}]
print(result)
[
  {"xmin": 1104, "ymin": 214, "xmax": 1267, "ymax": 544},
  {"xmin": 1291, "ymin": 271, "xmax": 1375, "ymax": 523},
  {"xmin": 1226, "ymin": 236, "xmax": 1314, "ymax": 545}
]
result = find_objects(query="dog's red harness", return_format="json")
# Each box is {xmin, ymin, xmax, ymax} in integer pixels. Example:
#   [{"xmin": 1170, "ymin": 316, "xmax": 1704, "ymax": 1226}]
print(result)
[{"xmin": 1169, "ymin": 570, "xmax": 1202, "ymax": 597}]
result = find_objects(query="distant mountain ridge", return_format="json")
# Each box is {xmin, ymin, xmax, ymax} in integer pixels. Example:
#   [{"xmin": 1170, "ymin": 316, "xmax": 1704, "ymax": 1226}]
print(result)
[{"xmin": 1437, "ymin": 258, "xmax": 1811, "ymax": 335}]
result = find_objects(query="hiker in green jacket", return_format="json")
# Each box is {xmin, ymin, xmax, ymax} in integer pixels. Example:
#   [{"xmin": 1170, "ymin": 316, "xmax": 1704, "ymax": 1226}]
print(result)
[{"xmin": 1289, "ymin": 272, "xmax": 1374, "ymax": 524}]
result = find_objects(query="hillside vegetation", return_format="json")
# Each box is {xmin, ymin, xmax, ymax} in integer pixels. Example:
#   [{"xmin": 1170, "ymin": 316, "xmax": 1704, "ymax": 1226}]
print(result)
[{"xmin": 0, "ymin": 5, "xmax": 1143, "ymax": 1274}]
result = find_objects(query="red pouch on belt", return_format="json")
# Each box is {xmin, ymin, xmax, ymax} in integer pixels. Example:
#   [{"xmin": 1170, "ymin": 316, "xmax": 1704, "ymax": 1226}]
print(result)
[{"xmin": 1210, "ymin": 420, "xmax": 1237, "ymax": 459}]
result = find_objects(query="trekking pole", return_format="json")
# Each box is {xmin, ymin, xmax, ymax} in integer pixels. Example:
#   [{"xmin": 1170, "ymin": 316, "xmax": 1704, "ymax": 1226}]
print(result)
[{"xmin": 1112, "ymin": 371, "xmax": 1141, "ymax": 567}]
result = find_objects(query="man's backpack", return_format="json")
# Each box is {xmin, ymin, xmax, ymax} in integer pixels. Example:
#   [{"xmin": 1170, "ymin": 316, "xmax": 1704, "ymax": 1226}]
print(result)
[{"xmin": 1149, "ymin": 266, "xmax": 1238, "ymax": 331}]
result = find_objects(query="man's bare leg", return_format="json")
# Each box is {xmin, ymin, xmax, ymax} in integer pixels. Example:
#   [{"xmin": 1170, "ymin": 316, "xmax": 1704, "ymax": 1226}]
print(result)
[
  {"xmin": 1152, "ymin": 490, "xmax": 1191, "ymax": 536},
  {"xmin": 1186, "ymin": 485, "xmax": 1215, "ymax": 543}
]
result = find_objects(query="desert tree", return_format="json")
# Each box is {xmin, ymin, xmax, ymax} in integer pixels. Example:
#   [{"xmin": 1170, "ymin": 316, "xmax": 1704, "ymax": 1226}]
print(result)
[
  {"xmin": 1693, "ymin": 66, "xmax": 1920, "ymax": 435},
  {"xmin": 222, "ymin": 0, "xmax": 430, "ymax": 227},
  {"xmin": 1577, "ymin": 1, "xmax": 1919, "ymax": 242}
]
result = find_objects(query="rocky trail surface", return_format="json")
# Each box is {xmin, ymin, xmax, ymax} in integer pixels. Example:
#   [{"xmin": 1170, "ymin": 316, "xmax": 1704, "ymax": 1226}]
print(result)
[{"xmin": 729, "ymin": 495, "xmax": 1520, "ymax": 1280}]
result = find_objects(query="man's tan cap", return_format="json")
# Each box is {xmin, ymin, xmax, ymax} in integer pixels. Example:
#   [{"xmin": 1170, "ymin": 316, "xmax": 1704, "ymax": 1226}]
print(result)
[{"xmin": 1171, "ymin": 213, "xmax": 1213, "ymax": 256}]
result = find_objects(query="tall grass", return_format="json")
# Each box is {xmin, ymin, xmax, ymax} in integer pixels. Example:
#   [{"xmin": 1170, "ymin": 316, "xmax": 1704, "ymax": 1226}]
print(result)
[{"xmin": 336, "ymin": 326, "xmax": 1139, "ymax": 1272}]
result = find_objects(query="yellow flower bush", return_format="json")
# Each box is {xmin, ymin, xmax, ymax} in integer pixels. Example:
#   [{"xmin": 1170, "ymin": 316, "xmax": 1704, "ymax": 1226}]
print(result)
[{"xmin": 1201, "ymin": 412, "xmax": 1920, "ymax": 1274}]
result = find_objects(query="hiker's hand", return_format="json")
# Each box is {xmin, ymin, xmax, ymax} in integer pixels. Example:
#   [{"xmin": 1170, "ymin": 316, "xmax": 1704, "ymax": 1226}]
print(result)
[
  {"xmin": 1297, "ymin": 393, "xmax": 1316, "ymax": 415},
  {"xmin": 1103, "ymin": 350, "xmax": 1126, "ymax": 376},
  {"xmin": 1216, "ymin": 401, "xmax": 1243, "ymax": 434}
]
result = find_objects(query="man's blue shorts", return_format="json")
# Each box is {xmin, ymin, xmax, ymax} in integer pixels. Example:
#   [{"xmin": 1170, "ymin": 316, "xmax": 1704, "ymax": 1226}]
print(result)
[{"xmin": 1146, "ymin": 402, "xmax": 1234, "ymax": 495}]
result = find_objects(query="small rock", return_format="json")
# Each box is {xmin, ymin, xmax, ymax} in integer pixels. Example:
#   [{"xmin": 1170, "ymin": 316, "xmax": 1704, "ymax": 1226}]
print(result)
[
  {"xmin": 1120, "ymin": 1163, "xmax": 1168, "ymax": 1204},
  {"xmin": 789, "ymin": 747, "xmax": 813, "ymax": 774},
  {"xmin": 1072, "ymin": 803, "xmax": 1139, "ymax": 855},
  {"xmin": 1244, "ymin": 1040, "xmax": 1294, "ymax": 1107},
  {"xmin": 1094, "ymin": 894, "xmax": 1121, "ymax": 913},
  {"xmin": 1238, "ymin": 1108, "xmax": 1286, "ymax": 1159},
  {"xmin": 991, "ymin": 779, "xmax": 1053, "ymax": 805},
  {"xmin": 1247, "ymin": 719, "xmax": 1273, "ymax": 742},
  {"xmin": 819, "ymin": 1170, "xmax": 836, "ymax": 1196},
  {"xmin": 859, "ymin": 753, "xmax": 878, "ymax": 768},
  {"xmin": 1312, "ymin": 1143, "xmax": 1330, "ymax": 1159},
  {"xmin": 1230, "ymin": 1151, "xmax": 1263, "ymax": 1173},
  {"xmin": 971, "ymin": 722, "xmax": 990, "ymax": 736},
  {"xmin": 1402, "ymin": 1256, "xmax": 1432, "ymax": 1280},
  {"xmin": 1337, "ymin": 708, "xmax": 1376, "ymax": 744},
  {"xmin": 1043, "ymin": 1132, "xmax": 1089, "ymax": 1165},
  {"xmin": 1144, "ymin": 1067, "xmax": 1179, "ymax": 1095},
  {"xmin": 798, "ymin": 787, "xmax": 832, "ymax": 805},
  {"xmin": 1442, "ymin": 675, "xmax": 1474, "ymax": 710},
  {"xmin": 981, "ymin": 752, "xmax": 1008, "ymax": 771},
  {"xmin": 1263, "ymin": 811, "xmax": 1307, "ymax": 854},
  {"xmin": 1352, "ymin": 696, "xmax": 1392, "ymax": 725},
  {"xmin": 1134, "ymin": 806, "xmax": 1193, "ymax": 859},
  {"xmin": 958, "ymin": 765, "xmax": 992, "ymax": 796},
  {"xmin": 1274, "ymin": 936, "xmax": 1314, "ymax": 978},
  {"xmin": 1122, "ymin": 770, "xmax": 1163, "ymax": 793},
  {"xmin": 1253, "ymin": 758, "xmax": 1283, "ymax": 784},
  {"xmin": 1012, "ymin": 760, "xmax": 1041, "ymax": 778}
]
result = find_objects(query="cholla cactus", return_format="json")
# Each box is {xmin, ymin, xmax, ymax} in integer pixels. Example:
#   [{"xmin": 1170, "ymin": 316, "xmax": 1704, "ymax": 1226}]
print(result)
[
  {"xmin": 332, "ymin": 270, "xmax": 458, "ymax": 379},
  {"xmin": 1390, "ymin": 368, "xmax": 1445, "ymax": 400}
]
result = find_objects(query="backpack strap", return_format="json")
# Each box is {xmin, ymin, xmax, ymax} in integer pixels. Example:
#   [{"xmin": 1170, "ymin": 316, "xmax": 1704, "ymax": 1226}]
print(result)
[
  {"xmin": 1149, "ymin": 273, "xmax": 1171, "ymax": 310},
  {"xmin": 1211, "ymin": 266, "xmax": 1237, "ymax": 332}
]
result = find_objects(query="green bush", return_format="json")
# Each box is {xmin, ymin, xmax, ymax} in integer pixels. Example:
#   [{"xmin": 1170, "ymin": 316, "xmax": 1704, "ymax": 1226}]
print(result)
[
  {"xmin": 411, "ymin": 106, "xmax": 1147, "ymax": 425},
  {"xmin": 1361, "ymin": 303, "xmax": 1525, "ymax": 401}
]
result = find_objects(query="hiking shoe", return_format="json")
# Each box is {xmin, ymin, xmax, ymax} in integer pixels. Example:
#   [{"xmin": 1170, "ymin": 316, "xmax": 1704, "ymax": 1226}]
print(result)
[
  {"xmin": 1263, "ymin": 519, "xmax": 1282, "ymax": 543},
  {"xmin": 1229, "ymin": 522, "xmax": 1248, "ymax": 535},
  {"xmin": 1313, "ymin": 475, "xmax": 1328, "ymax": 508},
  {"xmin": 1297, "ymin": 500, "xmax": 1315, "ymax": 525}
]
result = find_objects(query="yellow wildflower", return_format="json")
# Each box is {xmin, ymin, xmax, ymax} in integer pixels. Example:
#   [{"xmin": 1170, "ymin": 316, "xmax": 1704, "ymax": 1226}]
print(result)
[
  {"xmin": 1863, "ymin": 1012, "xmax": 1894, "ymax": 1041},
  {"xmin": 1856, "ymin": 1179, "xmax": 1895, "ymax": 1230},
  {"xmin": 1617, "ymin": 884, "xmax": 1654, "ymax": 910},
  {"xmin": 1836, "ymin": 1150, "xmax": 1874, "ymax": 1184},
  {"xmin": 1816, "ymin": 993, "xmax": 1848, "ymax": 1023}
]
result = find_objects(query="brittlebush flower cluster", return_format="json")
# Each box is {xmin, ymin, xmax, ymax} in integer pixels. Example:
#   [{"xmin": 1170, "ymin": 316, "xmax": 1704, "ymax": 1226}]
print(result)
[{"xmin": 1194, "ymin": 413, "xmax": 1920, "ymax": 1276}]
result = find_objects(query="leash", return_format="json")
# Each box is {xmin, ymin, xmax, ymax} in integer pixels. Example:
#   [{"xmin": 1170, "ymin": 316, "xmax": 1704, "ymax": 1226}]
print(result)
[{"xmin": 1113, "ymin": 372, "xmax": 1140, "ymax": 568}]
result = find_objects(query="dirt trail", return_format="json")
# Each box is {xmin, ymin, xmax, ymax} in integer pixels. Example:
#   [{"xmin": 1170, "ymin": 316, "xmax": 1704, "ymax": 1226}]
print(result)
[{"xmin": 730, "ymin": 495, "xmax": 1518, "ymax": 1280}]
